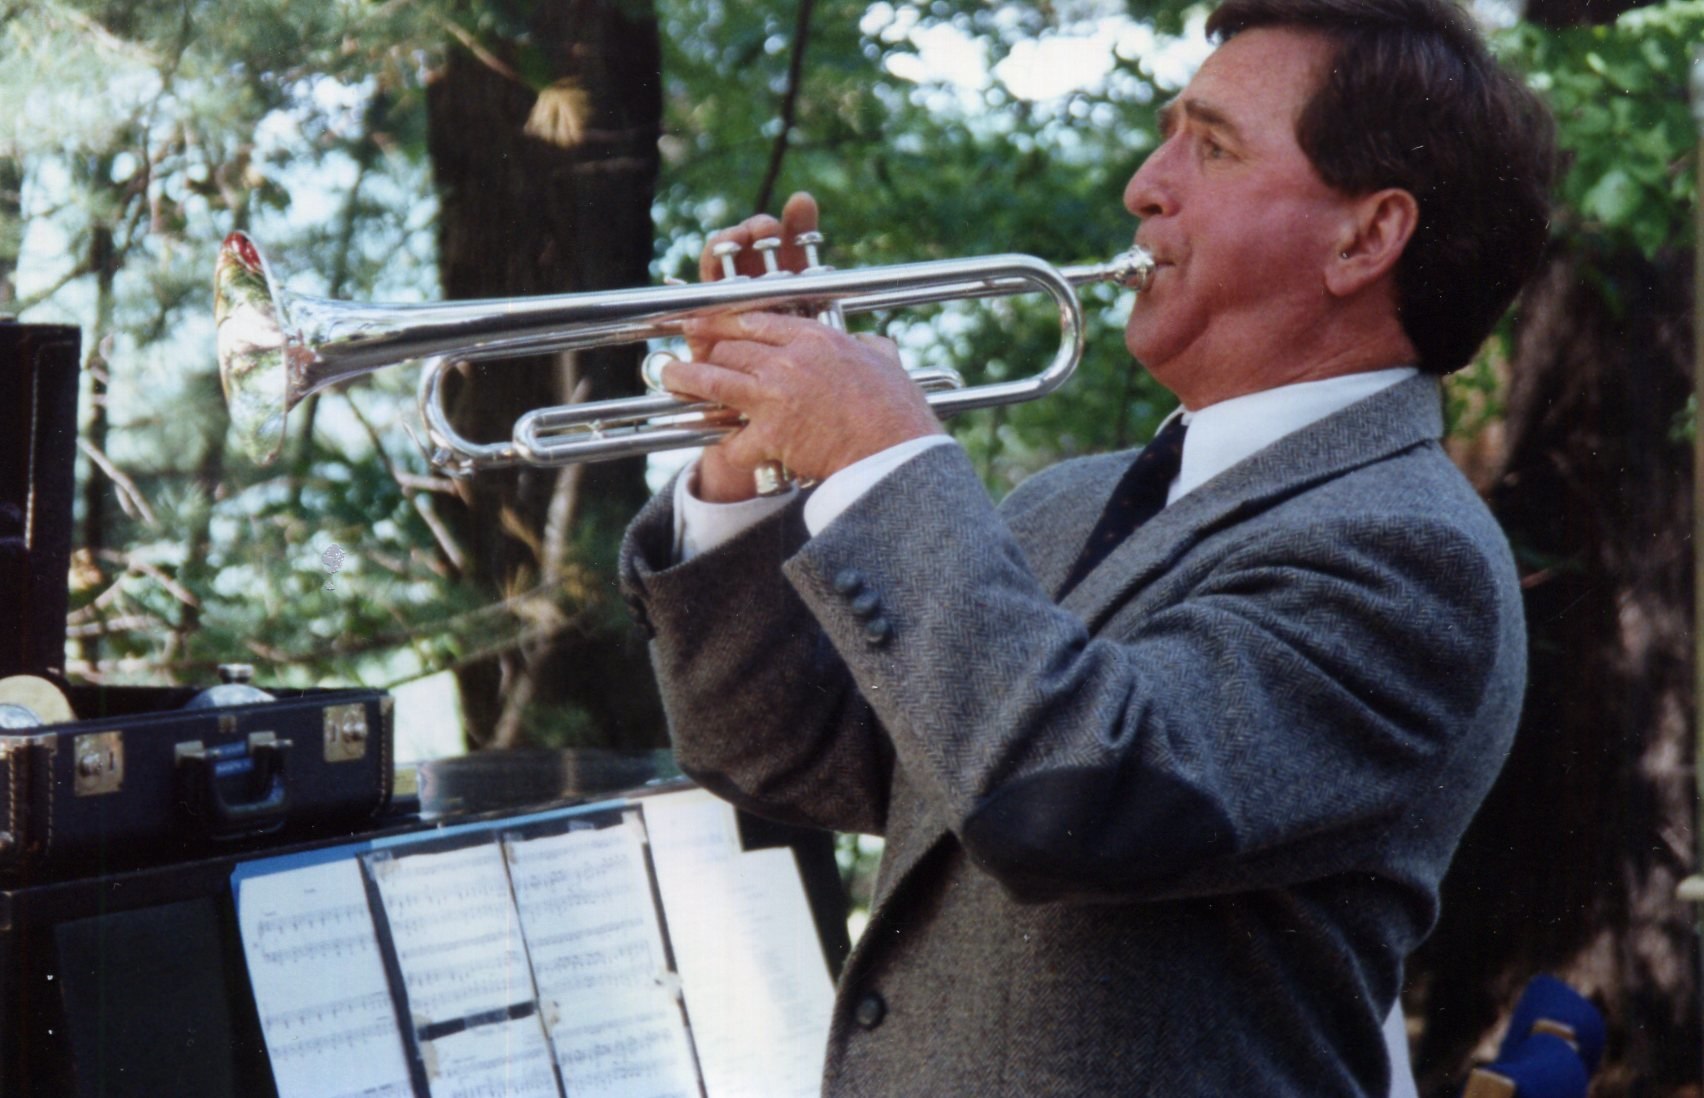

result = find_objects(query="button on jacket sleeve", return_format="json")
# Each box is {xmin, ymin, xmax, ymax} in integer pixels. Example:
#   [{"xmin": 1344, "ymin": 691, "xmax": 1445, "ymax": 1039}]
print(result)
[{"xmin": 622, "ymin": 482, "xmax": 896, "ymax": 837}]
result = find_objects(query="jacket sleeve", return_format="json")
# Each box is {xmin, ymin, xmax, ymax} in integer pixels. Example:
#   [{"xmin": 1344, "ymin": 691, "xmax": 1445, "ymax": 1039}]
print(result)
[
  {"xmin": 619, "ymin": 476, "xmax": 894, "ymax": 836},
  {"xmin": 780, "ymin": 443, "xmax": 1523, "ymax": 904}
]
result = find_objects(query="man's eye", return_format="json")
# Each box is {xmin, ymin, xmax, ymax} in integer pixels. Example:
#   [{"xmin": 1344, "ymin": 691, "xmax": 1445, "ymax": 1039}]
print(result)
[{"xmin": 1203, "ymin": 137, "xmax": 1227, "ymax": 159}]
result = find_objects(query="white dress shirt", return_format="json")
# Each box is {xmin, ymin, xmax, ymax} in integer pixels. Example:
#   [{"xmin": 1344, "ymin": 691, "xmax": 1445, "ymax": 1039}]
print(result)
[
  {"xmin": 667, "ymin": 364, "xmax": 1425, "ymax": 1095},
  {"xmin": 674, "ymin": 365, "xmax": 1418, "ymax": 559}
]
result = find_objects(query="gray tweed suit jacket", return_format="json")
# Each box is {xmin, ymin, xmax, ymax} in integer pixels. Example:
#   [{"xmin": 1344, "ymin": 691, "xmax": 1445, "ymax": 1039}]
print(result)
[{"xmin": 619, "ymin": 374, "xmax": 1526, "ymax": 1096}]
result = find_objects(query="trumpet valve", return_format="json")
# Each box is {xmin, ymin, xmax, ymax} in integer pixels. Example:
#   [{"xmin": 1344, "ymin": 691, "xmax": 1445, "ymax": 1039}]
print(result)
[
  {"xmin": 790, "ymin": 231, "xmax": 845, "ymax": 327},
  {"xmin": 795, "ymin": 231, "xmax": 827, "ymax": 273},
  {"xmin": 711, "ymin": 240, "xmax": 745, "ymax": 281},
  {"xmin": 753, "ymin": 236, "xmax": 785, "ymax": 276},
  {"xmin": 641, "ymin": 351, "xmax": 678, "ymax": 394}
]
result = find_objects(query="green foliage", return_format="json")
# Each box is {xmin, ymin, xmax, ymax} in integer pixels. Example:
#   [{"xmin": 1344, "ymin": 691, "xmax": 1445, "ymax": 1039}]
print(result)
[
  {"xmin": 655, "ymin": 0, "xmax": 1200, "ymax": 491},
  {"xmin": 5, "ymin": 0, "xmax": 461, "ymax": 685},
  {"xmin": 1436, "ymin": 4, "xmax": 1702, "ymax": 445},
  {"xmin": 1501, "ymin": 0, "xmax": 1704, "ymax": 259},
  {"xmin": 17, "ymin": 0, "xmax": 1697, "ymax": 694}
]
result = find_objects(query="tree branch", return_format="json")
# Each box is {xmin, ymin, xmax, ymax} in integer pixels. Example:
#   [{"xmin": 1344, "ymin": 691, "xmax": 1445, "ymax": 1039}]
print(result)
[
  {"xmin": 343, "ymin": 390, "xmax": 471, "ymax": 577},
  {"xmin": 754, "ymin": 0, "xmax": 817, "ymax": 214},
  {"xmin": 77, "ymin": 436, "xmax": 157, "ymax": 526}
]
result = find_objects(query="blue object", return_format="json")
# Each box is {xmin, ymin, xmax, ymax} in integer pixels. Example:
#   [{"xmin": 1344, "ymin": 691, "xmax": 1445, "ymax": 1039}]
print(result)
[
  {"xmin": 1498, "ymin": 975, "xmax": 1606, "ymax": 1075},
  {"xmin": 1479, "ymin": 1033, "xmax": 1591, "ymax": 1097},
  {"xmin": 1464, "ymin": 976, "xmax": 1606, "ymax": 1097}
]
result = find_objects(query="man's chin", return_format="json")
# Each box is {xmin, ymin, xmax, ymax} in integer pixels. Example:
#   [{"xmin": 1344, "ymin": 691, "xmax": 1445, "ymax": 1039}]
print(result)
[{"xmin": 1123, "ymin": 319, "xmax": 1160, "ymax": 368}]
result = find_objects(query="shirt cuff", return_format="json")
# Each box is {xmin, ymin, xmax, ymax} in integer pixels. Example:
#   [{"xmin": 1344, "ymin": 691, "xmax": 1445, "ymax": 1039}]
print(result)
[
  {"xmin": 803, "ymin": 435, "xmax": 958, "ymax": 537},
  {"xmin": 673, "ymin": 460, "xmax": 797, "ymax": 562}
]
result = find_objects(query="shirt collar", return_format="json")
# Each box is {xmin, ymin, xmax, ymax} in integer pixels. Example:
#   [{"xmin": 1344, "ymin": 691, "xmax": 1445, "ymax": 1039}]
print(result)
[{"xmin": 1168, "ymin": 366, "xmax": 1419, "ymax": 503}]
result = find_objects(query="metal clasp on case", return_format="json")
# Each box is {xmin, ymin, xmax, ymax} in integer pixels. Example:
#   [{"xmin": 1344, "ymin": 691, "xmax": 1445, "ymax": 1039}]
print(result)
[
  {"xmin": 73, "ymin": 731, "xmax": 124, "ymax": 796},
  {"xmin": 323, "ymin": 703, "xmax": 369, "ymax": 763}
]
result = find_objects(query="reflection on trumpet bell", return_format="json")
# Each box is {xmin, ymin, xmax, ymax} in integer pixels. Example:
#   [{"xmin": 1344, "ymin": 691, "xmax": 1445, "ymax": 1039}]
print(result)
[
  {"xmin": 214, "ymin": 233, "xmax": 293, "ymax": 465},
  {"xmin": 213, "ymin": 229, "xmax": 1154, "ymax": 474}
]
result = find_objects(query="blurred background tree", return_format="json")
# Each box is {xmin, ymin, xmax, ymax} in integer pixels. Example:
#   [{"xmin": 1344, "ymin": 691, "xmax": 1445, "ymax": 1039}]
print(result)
[
  {"xmin": 1408, "ymin": 4, "xmax": 1704, "ymax": 1093},
  {"xmin": 3, "ymin": 0, "xmax": 1701, "ymax": 1090}
]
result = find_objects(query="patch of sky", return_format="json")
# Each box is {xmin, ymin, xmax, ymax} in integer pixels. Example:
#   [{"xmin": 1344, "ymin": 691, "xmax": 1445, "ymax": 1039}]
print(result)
[{"xmin": 866, "ymin": 2, "xmax": 1211, "ymax": 109}]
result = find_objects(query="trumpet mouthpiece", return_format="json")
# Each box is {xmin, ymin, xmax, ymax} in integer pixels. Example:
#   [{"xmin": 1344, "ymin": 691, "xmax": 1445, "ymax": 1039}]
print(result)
[{"xmin": 1109, "ymin": 246, "xmax": 1156, "ymax": 292}]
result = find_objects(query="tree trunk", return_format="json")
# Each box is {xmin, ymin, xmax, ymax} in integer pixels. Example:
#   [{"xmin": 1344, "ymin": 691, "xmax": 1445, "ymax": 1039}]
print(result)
[
  {"xmin": 1408, "ymin": 241, "xmax": 1699, "ymax": 1094},
  {"xmin": 424, "ymin": 0, "xmax": 665, "ymax": 749},
  {"xmin": 77, "ymin": 222, "xmax": 118, "ymax": 670},
  {"xmin": 0, "ymin": 157, "xmax": 22, "ymax": 308}
]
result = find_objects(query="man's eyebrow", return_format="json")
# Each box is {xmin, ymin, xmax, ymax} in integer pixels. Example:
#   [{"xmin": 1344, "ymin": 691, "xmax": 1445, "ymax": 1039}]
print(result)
[{"xmin": 1156, "ymin": 96, "xmax": 1243, "ymax": 143}]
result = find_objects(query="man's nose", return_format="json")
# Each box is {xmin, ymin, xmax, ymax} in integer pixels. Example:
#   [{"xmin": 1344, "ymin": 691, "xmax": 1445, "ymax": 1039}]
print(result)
[{"xmin": 1124, "ymin": 142, "xmax": 1176, "ymax": 219}]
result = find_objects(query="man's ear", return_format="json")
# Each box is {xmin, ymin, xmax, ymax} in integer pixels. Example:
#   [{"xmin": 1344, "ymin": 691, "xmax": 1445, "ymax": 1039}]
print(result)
[{"xmin": 1325, "ymin": 188, "xmax": 1418, "ymax": 298}]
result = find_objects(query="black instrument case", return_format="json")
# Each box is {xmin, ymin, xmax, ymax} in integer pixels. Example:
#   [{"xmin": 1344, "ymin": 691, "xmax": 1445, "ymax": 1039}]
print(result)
[
  {"xmin": 0, "ymin": 320, "xmax": 395, "ymax": 884},
  {"xmin": 0, "ymin": 681, "xmax": 395, "ymax": 882}
]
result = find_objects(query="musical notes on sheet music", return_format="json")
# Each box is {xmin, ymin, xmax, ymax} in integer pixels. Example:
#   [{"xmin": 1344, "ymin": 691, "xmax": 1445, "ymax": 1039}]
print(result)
[
  {"xmin": 646, "ymin": 791, "xmax": 834, "ymax": 1098},
  {"xmin": 369, "ymin": 842, "xmax": 535, "ymax": 1028},
  {"xmin": 506, "ymin": 826, "xmax": 668, "ymax": 1000},
  {"xmin": 237, "ymin": 790, "xmax": 832, "ymax": 1098},
  {"xmin": 548, "ymin": 997, "xmax": 701, "ymax": 1098},
  {"xmin": 236, "ymin": 858, "xmax": 415, "ymax": 1098},
  {"xmin": 421, "ymin": 1014, "xmax": 560, "ymax": 1098},
  {"xmin": 506, "ymin": 822, "xmax": 701, "ymax": 1098}
]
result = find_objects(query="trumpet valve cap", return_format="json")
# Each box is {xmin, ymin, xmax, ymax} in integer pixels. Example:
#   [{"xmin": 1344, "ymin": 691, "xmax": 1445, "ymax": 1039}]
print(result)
[
  {"xmin": 795, "ymin": 231, "xmax": 826, "ymax": 271},
  {"xmin": 753, "ymin": 236, "xmax": 784, "ymax": 275},
  {"xmin": 711, "ymin": 240, "xmax": 742, "ymax": 280}
]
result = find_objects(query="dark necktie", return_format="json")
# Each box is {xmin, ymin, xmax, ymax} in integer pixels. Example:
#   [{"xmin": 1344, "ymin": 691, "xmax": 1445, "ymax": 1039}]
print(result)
[{"xmin": 1058, "ymin": 415, "xmax": 1189, "ymax": 597}]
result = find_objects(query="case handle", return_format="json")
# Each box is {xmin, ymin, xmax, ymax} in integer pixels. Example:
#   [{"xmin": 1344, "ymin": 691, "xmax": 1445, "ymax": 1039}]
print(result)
[{"xmin": 175, "ymin": 733, "xmax": 293, "ymax": 838}]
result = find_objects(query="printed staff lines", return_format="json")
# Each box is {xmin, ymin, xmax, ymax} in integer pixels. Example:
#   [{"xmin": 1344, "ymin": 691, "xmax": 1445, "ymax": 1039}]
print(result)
[
  {"xmin": 263, "ymin": 990, "xmax": 393, "ymax": 1031},
  {"xmin": 394, "ymin": 927, "xmax": 519, "ymax": 965},
  {"xmin": 255, "ymin": 901, "xmax": 372, "ymax": 939},
  {"xmin": 268, "ymin": 1018, "xmax": 403, "ymax": 1061},
  {"xmin": 524, "ymin": 914, "xmax": 649, "ymax": 952},
  {"xmin": 257, "ymin": 930, "xmax": 378, "ymax": 966},
  {"xmin": 386, "ymin": 899, "xmax": 516, "ymax": 941}
]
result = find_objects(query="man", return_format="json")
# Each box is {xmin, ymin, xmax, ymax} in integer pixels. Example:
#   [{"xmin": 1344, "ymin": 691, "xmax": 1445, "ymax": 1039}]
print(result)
[{"xmin": 619, "ymin": 0, "xmax": 1554, "ymax": 1091}]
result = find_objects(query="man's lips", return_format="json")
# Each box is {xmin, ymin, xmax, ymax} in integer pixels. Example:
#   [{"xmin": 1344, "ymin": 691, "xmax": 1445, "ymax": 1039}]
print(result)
[{"xmin": 1135, "ymin": 241, "xmax": 1174, "ymax": 271}]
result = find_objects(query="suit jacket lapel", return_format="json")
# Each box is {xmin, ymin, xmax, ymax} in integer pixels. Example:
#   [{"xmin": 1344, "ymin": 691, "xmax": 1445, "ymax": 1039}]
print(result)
[
  {"xmin": 859, "ymin": 374, "xmax": 1444, "ymax": 930},
  {"xmin": 1062, "ymin": 373, "xmax": 1445, "ymax": 628}
]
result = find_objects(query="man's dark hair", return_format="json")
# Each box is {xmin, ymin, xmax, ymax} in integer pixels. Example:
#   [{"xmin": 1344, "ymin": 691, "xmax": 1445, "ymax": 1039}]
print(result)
[{"xmin": 1206, "ymin": 0, "xmax": 1556, "ymax": 374}]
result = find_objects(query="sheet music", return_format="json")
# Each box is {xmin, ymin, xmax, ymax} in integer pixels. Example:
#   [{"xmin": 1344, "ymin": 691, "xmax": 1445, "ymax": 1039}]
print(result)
[
  {"xmin": 505, "ymin": 822, "xmax": 699, "ymax": 1098},
  {"xmin": 420, "ymin": 1013, "xmax": 560, "ymax": 1098},
  {"xmin": 547, "ymin": 995, "xmax": 700, "ymax": 1098},
  {"xmin": 239, "ymin": 791, "xmax": 833, "ymax": 1098},
  {"xmin": 643, "ymin": 791, "xmax": 834, "ymax": 1098},
  {"xmin": 368, "ymin": 842, "xmax": 535, "ymax": 1028},
  {"xmin": 237, "ymin": 857, "xmax": 415, "ymax": 1098}
]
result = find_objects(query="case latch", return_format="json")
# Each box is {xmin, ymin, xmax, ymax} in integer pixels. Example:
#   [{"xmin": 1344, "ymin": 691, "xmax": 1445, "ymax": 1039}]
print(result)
[
  {"xmin": 323, "ymin": 703, "xmax": 370, "ymax": 763},
  {"xmin": 73, "ymin": 730, "xmax": 124, "ymax": 796}
]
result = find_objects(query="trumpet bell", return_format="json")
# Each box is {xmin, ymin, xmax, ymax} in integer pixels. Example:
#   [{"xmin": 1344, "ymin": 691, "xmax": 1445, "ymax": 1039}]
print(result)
[{"xmin": 214, "ymin": 232, "xmax": 293, "ymax": 465}]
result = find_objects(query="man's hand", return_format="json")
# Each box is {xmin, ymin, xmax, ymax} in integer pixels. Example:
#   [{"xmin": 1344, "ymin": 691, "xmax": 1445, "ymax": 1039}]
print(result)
[
  {"xmin": 667, "ymin": 311, "xmax": 943, "ymax": 494},
  {"xmin": 677, "ymin": 192, "xmax": 943, "ymax": 502},
  {"xmin": 695, "ymin": 191, "xmax": 822, "ymax": 284}
]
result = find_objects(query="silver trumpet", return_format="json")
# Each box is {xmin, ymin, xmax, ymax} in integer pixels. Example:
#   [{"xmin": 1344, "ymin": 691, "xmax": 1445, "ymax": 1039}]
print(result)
[{"xmin": 213, "ymin": 230, "xmax": 1153, "ymax": 476}]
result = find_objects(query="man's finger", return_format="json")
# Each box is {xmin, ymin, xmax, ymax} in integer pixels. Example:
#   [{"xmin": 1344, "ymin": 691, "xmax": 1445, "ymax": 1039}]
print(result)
[
  {"xmin": 685, "ymin": 310, "xmax": 817, "ymax": 349},
  {"xmin": 697, "ymin": 337, "xmax": 786, "ymax": 379},
  {"xmin": 659, "ymin": 356, "xmax": 765, "ymax": 410},
  {"xmin": 701, "ymin": 214, "xmax": 786, "ymax": 282},
  {"xmin": 779, "ymin": 192, "xmax": 820, "ymax": 270}
]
